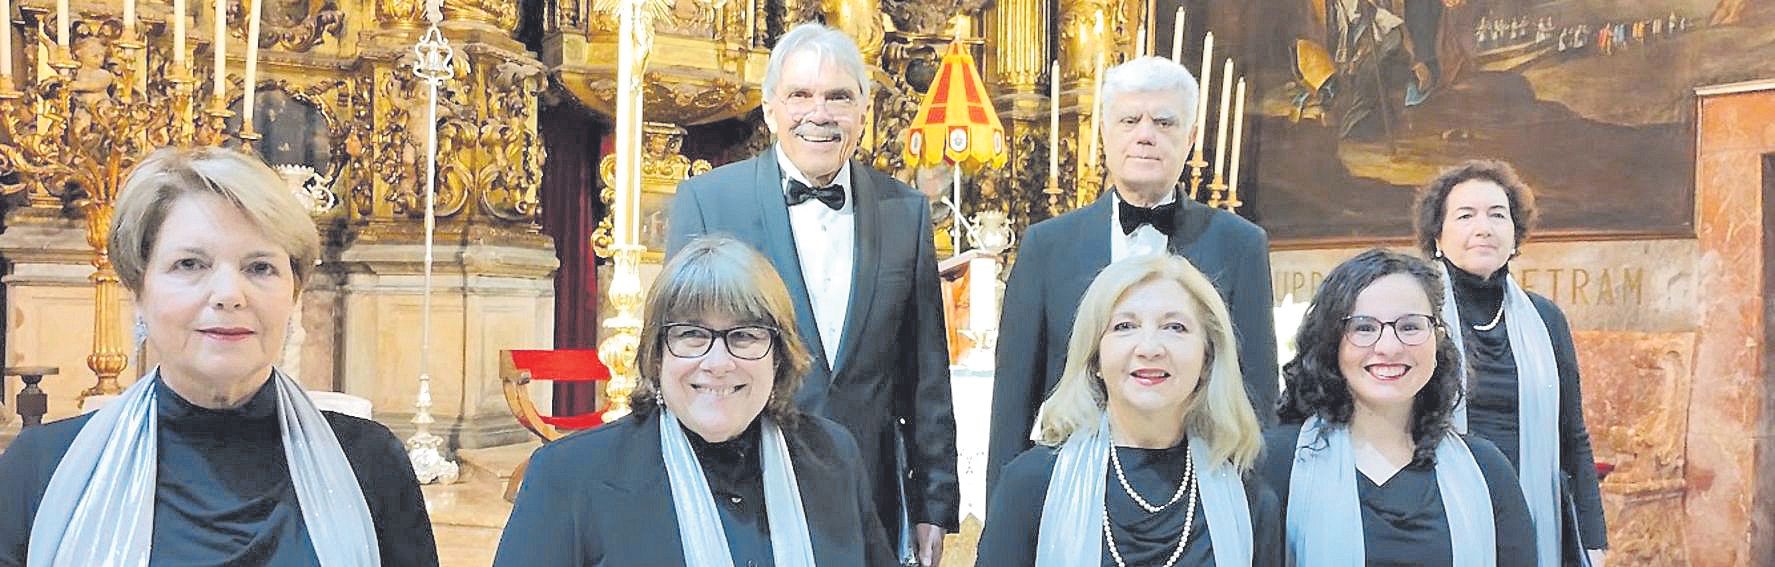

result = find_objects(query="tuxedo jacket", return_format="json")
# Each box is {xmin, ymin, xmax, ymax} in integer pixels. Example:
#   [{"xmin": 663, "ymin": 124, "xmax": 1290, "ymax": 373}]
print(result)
[
  {"xmin": 985, "ymin": 193, "xmax": 1279, "ymax": 494},
  {"xmin": 492, "ymin": 412, "xmax": 895, "ymax": 566},
  {"xmin": 665, "ymin": 149, "xmax": 961, "ymax": 537}
]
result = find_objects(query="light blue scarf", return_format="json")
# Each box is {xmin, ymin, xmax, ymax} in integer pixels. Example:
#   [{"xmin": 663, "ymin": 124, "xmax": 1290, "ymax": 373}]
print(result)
[
  {"xmin": 1441, "ymin": 264, "xmax": 1562, "ymax": 565},
  {"xmin": 28, "ymin": 368, "xmax": 379, "ymax": 566},
  {"xmin": 1285, "ymin": 415, "xmax": 1496, "ymax": 566},
  {"xmin": 1035, "ymin": 416, "xmax": 1252, "ymax": 566},
  {"xmin": 660, "ymin": 409, "xmax": 815, "ymax": 567}
]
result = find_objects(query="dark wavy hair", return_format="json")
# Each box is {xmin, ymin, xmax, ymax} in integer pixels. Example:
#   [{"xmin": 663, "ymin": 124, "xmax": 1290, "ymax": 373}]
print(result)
[
  {"xmin": 1411, "ymin": 159, "xmax": 1538, "ymax": 259},
  {"xmin": 1276, "ymin": 249, "xmax": 1465, "ymax": 467}
]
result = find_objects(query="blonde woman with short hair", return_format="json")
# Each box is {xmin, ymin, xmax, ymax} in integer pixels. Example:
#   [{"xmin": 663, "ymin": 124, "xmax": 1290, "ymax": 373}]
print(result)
[
  {"xmin": 0, "ymin": 147, "xmax": 437, "ymax": 566},
  {"xmin": 976, "ymin": 254, "xmax": 1281, "ymax": 567}
]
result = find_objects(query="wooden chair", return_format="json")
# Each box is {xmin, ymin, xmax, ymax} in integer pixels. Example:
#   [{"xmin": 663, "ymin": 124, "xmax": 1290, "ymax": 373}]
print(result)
[{"xmin": 499, "ymin": 349, "xmax": 612, "ymax": 501}]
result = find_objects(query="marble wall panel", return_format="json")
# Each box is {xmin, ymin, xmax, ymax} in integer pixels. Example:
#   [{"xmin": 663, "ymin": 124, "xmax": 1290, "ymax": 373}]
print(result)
[{"xmin": 1685, "ymin": 86, "xmax": 1772, "ymax": 567}]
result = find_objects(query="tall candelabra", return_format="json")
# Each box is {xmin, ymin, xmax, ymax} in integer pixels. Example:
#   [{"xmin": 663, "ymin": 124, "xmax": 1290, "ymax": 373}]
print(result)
[
  {"xmin": 0, "ymin": 8, "xmax": 216, "ymax": 402},
  {"xmin": 405, "ymin": 0, "xmax": 460, "ymax": 485}
]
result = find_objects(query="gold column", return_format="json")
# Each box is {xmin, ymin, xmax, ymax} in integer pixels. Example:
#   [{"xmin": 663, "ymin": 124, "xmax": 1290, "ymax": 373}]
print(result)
[
  {"xmin": 821, "ymin": 0, "xmax": 884, "ymax": 64},
  {"xmin": 983, "ymin": 0, "xmax": 1052, "ymax": 228},
  {"xmin": 1059, "ymin": 0, "xmax": 1117, "ymax": 208}
]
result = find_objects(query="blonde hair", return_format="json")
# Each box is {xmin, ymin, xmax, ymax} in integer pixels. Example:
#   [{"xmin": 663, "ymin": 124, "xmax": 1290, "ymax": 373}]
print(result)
[
  {"xmin": 109, "ymin": 146, "xmax": 321, "ymax": 295},
  {"xmin": 1033, "ymin": 254, "xmax": 1263, "ymax": 472},
  {"xmin": 630, "ymin": 236, "xmax": 813, "ymax": 428}
]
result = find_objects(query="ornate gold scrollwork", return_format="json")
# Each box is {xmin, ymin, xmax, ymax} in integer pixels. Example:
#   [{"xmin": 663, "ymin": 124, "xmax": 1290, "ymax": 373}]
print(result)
[
  {"xmin": 377, "ymin": 47, "xmax": 544, "ymax": 223},
  {"xmin": 226, "ymin": 1, "xmax": 345, "ymax": 53},
  {"xmin": 444, "ymin": 0, "xmax": 521, "ymax": 32}
]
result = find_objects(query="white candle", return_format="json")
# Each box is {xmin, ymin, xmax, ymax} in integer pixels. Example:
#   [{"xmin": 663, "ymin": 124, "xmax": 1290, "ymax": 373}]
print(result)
[
  {"xmin": 1193, "ymin": 32, "xmax": 1213, "ymax": 156},
  {"xmin": 1171, "ymin": 7, "xmax": 1186, "ymax": 62},
  {"xmin": 213, "ymin": 0, "xmax": 224, "ymax": 99},
  {"xmin": 173, "ymin": 0, "xmax": 186, "ymax": 68},
  {"xmin": 1214, "ymin": 59, "xmax": 1233, "ymax": 177},
  {"xmin": 123, "ymin": 0, "xmax": 135, "ymax": 32},
  {"xmin": 55, "ymin": 0, "xmax": 67, "ymax": 47},
  {"xmin": 1229, "ymin": 78, "xmax": 1246, "ymax": 196},
  {"xmin": 2, "ymin": 0, "xmax": 12, "ymax": 78},
  {"xmin": 1089, "ymin": 53, "xmax": 1103, "ymax": 170},
  {"xmin": 1048, "ymin": 60, "xmax": 1058, "ymax": 190},
  {"xmin": 1137, "ymin": 23, "xmax": 1147, "ymax": 57},
  {"xmin": 967, "ymin": 257, "xmax": 998, "ymax": 334},
  {"xmin": 244, "ymin": 0, "xmax": 261, "ymax": 124}
]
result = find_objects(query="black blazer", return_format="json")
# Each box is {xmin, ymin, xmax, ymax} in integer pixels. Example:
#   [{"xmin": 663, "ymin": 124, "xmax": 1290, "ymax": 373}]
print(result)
[
  {"xmin": 986, "ymin": 193, "xmax": 1278, "ymax": 494},
  {"xmin": 666, "ymin": 149, "xmax": 961, "ymax": 535},
  {"xmin": 493, "ymin": 412, "xmax": 895, "ymax": 566}
]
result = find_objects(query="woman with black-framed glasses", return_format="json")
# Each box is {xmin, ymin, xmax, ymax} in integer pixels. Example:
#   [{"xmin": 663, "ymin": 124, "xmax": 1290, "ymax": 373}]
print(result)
[
  {"xmin": 493, "ymin": 236, "xmax": 893, "ymax": 566},
  {"xmin": 1258, "ymin": 249, "xmax": 1535, "ymax": 566}
]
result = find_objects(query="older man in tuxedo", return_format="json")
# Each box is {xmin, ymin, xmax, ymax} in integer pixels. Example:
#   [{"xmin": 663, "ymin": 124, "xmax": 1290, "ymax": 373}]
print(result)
[
  {"xmin": 666, "ymin": 23, "xmax": 958, "ymax": 567},
  {"xmin": 985, "ymin": 56, "xmax": 1279, "ymax": 495}
]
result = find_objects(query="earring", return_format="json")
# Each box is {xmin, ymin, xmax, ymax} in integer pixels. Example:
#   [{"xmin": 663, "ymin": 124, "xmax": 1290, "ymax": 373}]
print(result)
[
  {"xmin": 1433, "ymin": 247, "xmax": 1444, "ymax": 259},
  {"xmin": 653, "ymin": 389, "xmax": 664, "ymax": 406},
  {"xmin": 132, "ymin": 315, "xmax": 148, "ymax": 348}
]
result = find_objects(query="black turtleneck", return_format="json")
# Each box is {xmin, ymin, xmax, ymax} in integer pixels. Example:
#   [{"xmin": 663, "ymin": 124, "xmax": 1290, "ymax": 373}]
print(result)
[
  {"xmin": 1441, "ymin": 259, "xmax": 1611, "ymax": 550},
  {"xmin": 0, "ymin": 377, "xmax": 440, "ymax": 566},
  {"xmin": 1445, "ymin": 260, "xmax": 1526, "ymax": 466},
  {"xmin": 684, "ymin": 419, "xmax": 772, "ymax": 566}
]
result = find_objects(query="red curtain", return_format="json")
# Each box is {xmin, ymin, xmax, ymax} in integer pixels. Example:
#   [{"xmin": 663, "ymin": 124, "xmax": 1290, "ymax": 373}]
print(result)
[{"xmin": 539, "ymin": 102, "xmax": 606, "ymax": 416}]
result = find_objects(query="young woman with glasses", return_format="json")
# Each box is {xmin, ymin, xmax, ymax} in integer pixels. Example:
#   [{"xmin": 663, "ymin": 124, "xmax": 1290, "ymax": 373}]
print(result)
[
  {"xmin": 494, "ymin": 236, "xmax": 893, "ymax": 566},
  {"xmin": 1258, "ymin": 249, "xmax": 1535, "ymax": 566}
]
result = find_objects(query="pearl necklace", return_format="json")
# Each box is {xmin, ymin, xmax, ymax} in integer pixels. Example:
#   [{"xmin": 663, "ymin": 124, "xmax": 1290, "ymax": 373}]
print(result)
[
  {"xmin": 1104, "ymin": 450, "xmax": 1198, "ymax": 567},
  {"xmin": 1111, "ymin": 446, "xmax": 1189, "ymax": 513},
  {"xmin": 1472, "ymin": 301, "xmax": 1505, "ymax": 331}
]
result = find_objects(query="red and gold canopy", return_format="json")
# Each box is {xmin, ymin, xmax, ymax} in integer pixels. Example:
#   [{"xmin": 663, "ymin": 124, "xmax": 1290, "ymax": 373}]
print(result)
[{"xmin": 902, "ymin": 41, "xmax": 1009, "ymax": 174}]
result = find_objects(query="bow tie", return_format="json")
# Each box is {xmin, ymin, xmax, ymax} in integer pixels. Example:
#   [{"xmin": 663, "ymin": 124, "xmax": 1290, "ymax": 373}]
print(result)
[
  {"xmin": 1118, "ymin": 198, "xmax": 1179, "ymax": 236},
  {"xmin": 786, "ymin": 179, "xmax": 846, "ymax": 210}
]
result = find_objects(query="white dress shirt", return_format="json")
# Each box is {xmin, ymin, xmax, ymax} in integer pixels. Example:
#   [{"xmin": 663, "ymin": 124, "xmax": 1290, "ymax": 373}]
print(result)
[
  {"xmin": 1109, "ymin": 190, "xmax": 1175, "ymax": 262},
  {"xmin": 778, "ymin": 147, "xmax": 855, "ymax": 365}
]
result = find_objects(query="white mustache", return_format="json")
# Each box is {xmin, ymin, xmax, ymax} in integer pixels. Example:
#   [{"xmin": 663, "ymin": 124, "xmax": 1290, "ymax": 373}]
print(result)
[{"xmin": 792, "ymin": 122, "xmax": 843, "ymax": 140}]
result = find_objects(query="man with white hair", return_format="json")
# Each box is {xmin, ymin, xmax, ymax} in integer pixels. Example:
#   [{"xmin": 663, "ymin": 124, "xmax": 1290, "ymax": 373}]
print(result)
[
  {"xmin": 667, "ymin": 22, "xmax": 958, "ymax": 566},
  {"xmin": 986, "ymin": 56, "xmax": 1279, "ymax": 495}
]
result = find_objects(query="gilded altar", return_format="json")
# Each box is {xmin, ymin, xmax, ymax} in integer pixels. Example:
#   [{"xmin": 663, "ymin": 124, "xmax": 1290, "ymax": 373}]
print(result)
[{"xmin": 0, "ymin": 0, "xmax": 558, "ymax": 449}]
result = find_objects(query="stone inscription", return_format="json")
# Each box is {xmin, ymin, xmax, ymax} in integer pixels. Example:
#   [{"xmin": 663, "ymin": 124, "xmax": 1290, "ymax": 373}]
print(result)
[{"xmin": 1267, "ymin": 240, "xmax": 1696, "ymax": 332}]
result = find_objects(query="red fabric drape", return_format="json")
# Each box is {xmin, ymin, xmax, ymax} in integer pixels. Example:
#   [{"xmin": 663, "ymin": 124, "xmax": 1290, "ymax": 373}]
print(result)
[{"xmin": 539, "ymin": 103, "xmax": 606, "ymax": 416}]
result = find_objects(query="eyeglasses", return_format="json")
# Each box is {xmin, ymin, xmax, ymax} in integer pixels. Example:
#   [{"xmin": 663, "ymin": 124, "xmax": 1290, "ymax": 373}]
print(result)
[
  {"xmin": 776, "ymin": 90, "xmax": 861, "ymax": 115},
  {"xmin": 1341, "ymin": 314, "xmax": 1437, "ymax": 347},
  {"xmin": 662, "ymin": 323, "xmax": 780, "ymax": 360}
]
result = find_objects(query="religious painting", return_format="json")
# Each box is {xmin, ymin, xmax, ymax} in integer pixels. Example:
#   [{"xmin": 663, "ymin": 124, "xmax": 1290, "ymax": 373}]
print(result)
[
  {"xmin": 640, "ymin": 189, "xmax": 674, "ymax": 261},
  {"xmin": 227, "ymin": 87, "xmax": 341, "ymax": 212},
  {"xmin": 1199, "ymin": 0, "xmax": 1774, "ymax": 244}
]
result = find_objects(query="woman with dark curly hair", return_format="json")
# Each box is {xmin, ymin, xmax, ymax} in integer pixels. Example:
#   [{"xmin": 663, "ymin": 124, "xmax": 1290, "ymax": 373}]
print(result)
[
  {"xmin": 1414, "ymin": 160, "xmax": 1607, "ymax": 566},
  {"xmin": 1259, "ymin": 249, "xmax": 1533, "ymax": 566}
]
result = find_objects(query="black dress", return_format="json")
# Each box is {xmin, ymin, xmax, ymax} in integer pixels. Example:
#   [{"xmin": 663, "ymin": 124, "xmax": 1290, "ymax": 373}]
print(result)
[
  {"xmin": 1447, "ymin": 261, "xmax": 1609, "ymax": 549},
  {"xmin": 0, "ymin": 378, "xmax": 439, "ymax": 566},
  {"xmin": 976, "ymin": 441, "xmax": 1284, "ymax": 567},
  {"xmin": 493, "ymin": 410, "xmax": 894, "ymax": 566},
  {"xmin": 1258, "ymin": 423, "xmax": 1536, "ymax": 566}
]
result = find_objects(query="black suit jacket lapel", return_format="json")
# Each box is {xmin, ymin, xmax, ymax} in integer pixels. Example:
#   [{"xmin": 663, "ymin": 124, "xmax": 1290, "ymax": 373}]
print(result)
[
  {"xmin": 832, "ymin": 161, "xmax": 880, "ymax": 376},
  {"xmin": 604, "ymin": 415, "xmax": 687, "ymax": 565},
  {"xmin": 751, "ymin": 149, "xmax": 831, "ymax": 370},
  {"xmin": 1166, "ymin": 197, "xmax": 1215, "ymax": 255}
]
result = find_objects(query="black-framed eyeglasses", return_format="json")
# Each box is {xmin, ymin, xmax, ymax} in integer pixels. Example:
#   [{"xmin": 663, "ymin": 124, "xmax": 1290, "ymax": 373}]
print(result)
[
  {"xmin": 662, "ymin": 323, "xmax": 780, "ymax": 360},
  {"xmin": 1341, "ymin": 314, "xmax": 1437, "ymax": 347}
]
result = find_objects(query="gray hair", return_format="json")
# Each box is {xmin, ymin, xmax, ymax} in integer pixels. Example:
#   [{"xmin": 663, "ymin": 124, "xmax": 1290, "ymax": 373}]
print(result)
[
  {"xmin": 764, "ymin": 23, "xmax": 872, "ymax": 100},
  {"xmin": 1101, "ymin": 56, "xmax": 1200, "ymax": 133}
]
